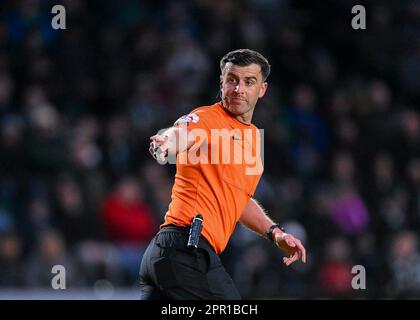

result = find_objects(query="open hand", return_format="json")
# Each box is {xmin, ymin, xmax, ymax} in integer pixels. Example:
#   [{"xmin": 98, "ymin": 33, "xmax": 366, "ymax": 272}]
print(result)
[{"xmin": 274, "ymin": 232, "xmax": 306, "ymax": 266}]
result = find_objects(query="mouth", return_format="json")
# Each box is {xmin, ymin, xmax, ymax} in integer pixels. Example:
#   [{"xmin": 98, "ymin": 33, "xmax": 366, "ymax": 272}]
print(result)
[{"xmin": 228, "ymin": 97, "xmax": 246, "ymax": 103}]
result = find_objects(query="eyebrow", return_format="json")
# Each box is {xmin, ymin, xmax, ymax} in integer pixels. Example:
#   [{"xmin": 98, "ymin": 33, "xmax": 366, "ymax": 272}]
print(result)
[{"xmin": 226, "ymin": 72, "xmax": 258, "ymax": 82}]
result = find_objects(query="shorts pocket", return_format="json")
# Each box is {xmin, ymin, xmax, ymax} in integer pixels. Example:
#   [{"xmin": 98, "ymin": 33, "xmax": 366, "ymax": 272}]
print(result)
[
  {"xmin": 153, "ymin": 256, "xmax": 178, "ymax": 289},
  {"xmin": 153, "ymin": 247, "xmax": 209, "ymax": 290}
]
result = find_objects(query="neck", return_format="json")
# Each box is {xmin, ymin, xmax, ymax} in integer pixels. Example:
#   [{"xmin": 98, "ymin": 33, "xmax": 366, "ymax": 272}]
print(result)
[
  {"xmin": 221, "ymin": 101, "xmax": 253, "ymax": 125},
  {"xmin": 236, "ymin": 113, "xmax": 252, "ymax": 125}
]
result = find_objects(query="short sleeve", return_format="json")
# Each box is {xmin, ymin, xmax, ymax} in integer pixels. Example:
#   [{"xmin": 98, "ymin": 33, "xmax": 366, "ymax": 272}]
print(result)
[{"xmin": 173, "ymin": 110, "xmax": 210, "ymax": 133}]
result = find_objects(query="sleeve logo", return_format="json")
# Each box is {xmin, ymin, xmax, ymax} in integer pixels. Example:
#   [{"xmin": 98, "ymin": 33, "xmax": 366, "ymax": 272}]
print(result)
[{"xmin": 174, "ymin": 113, "xmax": 200, "ymax": 126}]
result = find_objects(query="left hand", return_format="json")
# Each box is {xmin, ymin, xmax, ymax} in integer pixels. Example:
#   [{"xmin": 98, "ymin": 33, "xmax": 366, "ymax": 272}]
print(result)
[{"xmin": 273, "ymin": 231, "xmax": 307, "ymax": 266}]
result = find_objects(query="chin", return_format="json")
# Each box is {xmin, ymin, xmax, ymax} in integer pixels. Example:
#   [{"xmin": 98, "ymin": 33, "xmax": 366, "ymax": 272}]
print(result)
[{"xmin": 228, "ymin": 104, "xmax": 243, "ymax": 114}]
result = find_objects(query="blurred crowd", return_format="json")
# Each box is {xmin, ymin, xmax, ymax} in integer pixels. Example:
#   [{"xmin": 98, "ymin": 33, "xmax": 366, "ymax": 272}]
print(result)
[{"xmin": 1, "ymin": 0, "xmax": 420, "ymax": 298}]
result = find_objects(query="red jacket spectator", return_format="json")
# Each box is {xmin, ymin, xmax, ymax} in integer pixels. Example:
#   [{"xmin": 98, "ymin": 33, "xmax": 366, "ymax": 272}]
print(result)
[{"xmin": 102, "ymin": 177, "xmax": 157, "ymax": 245}]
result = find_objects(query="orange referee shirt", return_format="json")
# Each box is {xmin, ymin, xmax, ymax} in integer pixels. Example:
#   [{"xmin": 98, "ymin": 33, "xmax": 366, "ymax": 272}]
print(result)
[{"xmin": 162, "ymin": 102, "xmax": 264, "ymax": 254}]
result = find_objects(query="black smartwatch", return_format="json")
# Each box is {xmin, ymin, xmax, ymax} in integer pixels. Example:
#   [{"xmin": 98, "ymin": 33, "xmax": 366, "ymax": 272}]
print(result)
[{"xmin": 266, "ymin": 224, "xmax": 285, "ymax": 242}]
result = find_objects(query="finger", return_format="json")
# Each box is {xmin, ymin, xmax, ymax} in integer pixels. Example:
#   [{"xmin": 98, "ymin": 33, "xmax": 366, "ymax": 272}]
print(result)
[
  {"xmin": 293, "ymin": 240, "xmax": 306, "ymax": 263},
  {"xmin": 284, "ymin": 253, "xmax": 297, "ymax": 266},
  {"xmin": 283, "ymin": 257, "xmax": 290, "ymax": 266},
  {"xmin": 157, "ymin": 144, "xmax": 168, "ymax": 160},
  {"xmin": 150, "ymin": 141, "xmax": 158, "ymax": 151},
  {"xmin": 149, "ymin": 142, "xmax": 159, "ymax": 157},
  {"xmin": 285, "ymin": 252, "xmax": 299, "ymax": 266},
  {"xmin": 288, "ymin": 251, "xmax": 299, "ymax": 265},
  {"xmin": 150, "ymin": 135, "xmax": 167, "ymax": 142},
  {"xmin": 149, "ymin": 145, "xmax": 156, "ymax": 158},
  {"xmin": 296, "ymin": 242, "xmax": 306, "ymax": 263}
]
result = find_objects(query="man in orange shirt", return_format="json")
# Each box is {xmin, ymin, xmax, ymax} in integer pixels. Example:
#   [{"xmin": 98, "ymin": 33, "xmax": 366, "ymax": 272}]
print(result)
[{"xmin": 139, "ymin": 49, "xmax": 306, "ymax": 299}]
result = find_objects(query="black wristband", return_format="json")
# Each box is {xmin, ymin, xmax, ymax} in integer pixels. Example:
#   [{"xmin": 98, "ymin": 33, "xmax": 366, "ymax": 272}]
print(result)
[{"xmin": 266, "ymin": 224, "xmax": 285, "ymax": 242}]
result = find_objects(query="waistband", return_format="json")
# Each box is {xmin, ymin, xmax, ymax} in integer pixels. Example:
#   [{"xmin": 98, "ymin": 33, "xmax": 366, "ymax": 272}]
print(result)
[{"xmin": 159, "ymin": 224, "xmax": 215, "ymax": 254}]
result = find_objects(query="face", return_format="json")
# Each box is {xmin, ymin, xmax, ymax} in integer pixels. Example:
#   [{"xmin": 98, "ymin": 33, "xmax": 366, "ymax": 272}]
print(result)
[{"xmin": 220, "ymin": 63, "xmax": 268, "ymax": 122}]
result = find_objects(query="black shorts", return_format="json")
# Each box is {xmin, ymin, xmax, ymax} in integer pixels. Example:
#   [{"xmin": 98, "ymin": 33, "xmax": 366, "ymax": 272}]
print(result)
[{"xmin": 139, "ymin": 225, "xmax": 241, "ymax": 300}]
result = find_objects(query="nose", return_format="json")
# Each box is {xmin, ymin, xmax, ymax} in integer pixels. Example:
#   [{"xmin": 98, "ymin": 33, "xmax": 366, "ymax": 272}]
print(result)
[{"xmin": 234, "ymin": 84, "xmax": 241, "ymax": 93}]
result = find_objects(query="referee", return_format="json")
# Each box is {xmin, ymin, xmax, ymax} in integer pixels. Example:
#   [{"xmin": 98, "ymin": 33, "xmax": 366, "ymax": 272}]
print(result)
[{"xmin": 139, "ymin": 49, "xmax": 306, "ymax": 299}]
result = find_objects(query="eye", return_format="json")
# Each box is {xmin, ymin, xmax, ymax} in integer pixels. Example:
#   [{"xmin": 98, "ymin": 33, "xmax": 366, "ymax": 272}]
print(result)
[
  {"xmin": 227, "ymin": 78, "xmax": 237, "ymax": 84},
  {"xmin": 245, "ymin": 80, "xmax": 255, "ymax": 86}
]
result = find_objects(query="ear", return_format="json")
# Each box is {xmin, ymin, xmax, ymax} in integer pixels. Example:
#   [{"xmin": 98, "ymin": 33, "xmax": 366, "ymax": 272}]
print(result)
[
  {"xmin": 219, "ymin": 75, "xmax": 223, "ymax": 88},
  {"xmin": 258, "ymin": 82, "xmax": 268, "ymax": 98}
]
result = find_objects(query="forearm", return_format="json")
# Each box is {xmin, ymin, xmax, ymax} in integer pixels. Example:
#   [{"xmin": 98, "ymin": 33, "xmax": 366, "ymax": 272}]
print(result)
[
  {"xmin": 158, "ymin": 126, "xmax": 194, "ymax": 156},
  {"xmin": 239, "ymin": 198, "xmax": 278, "ymax": 239}
]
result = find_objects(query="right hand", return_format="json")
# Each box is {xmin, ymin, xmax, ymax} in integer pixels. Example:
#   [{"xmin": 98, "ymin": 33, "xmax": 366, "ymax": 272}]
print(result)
[{"xmin": 149, "ymin": 134, "xmax": 169, "ymax": 162}]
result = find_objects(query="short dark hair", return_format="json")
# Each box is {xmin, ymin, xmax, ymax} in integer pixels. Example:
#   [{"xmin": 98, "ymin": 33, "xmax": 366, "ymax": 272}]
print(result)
[{"xmin": 220, "ymin": 49, "xmax": 271, "ymax": 81}]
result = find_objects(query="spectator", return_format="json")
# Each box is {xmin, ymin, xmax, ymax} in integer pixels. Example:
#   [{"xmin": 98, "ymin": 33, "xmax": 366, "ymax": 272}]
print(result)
[
  {"xmin": 318, "ymin": 236, "xmax": 354, "ymax": 297},
  {"xmin": 0, "ymin": 232, "xmax": 24, "ymax": 286},
  {"xmin": 23, "ymin": 229, "xmax": 85, "ymax": 287},
  {"xmin": 102, "ymin": 176, "xmax": 157, "ymax": 245},
  {"xmin": 102, "ymin": 176, "xmax": 158, "ymax": 284},
  {"xmin": 388, "ymin": 231, "xmax": 420, "ymax": 298}
]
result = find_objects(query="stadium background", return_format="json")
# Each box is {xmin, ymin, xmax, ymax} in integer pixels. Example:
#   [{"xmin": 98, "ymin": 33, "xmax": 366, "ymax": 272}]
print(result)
[{"xmin": 1, "ymin": 0, "xmax": 420, "ymax": 299}]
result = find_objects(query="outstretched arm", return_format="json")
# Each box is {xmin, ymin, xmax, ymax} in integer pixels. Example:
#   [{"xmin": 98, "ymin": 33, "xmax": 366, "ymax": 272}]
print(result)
[
  {"xmin": 239, "ymin": 198, "xmax": 306, "ymax": 266},
  {"xmin": 149, "ymin": 126, "xmax": 195, "ymax": 162}
]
